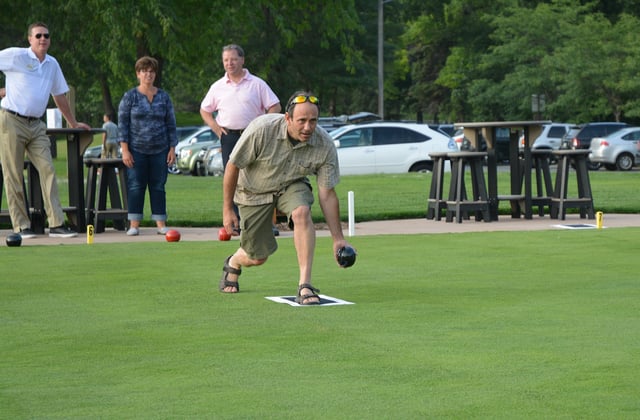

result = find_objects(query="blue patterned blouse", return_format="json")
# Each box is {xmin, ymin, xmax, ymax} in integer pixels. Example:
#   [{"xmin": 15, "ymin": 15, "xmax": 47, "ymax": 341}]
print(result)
[{"xmin": 117, "ymin": 87, "xmax": 178, "ymax": 154}]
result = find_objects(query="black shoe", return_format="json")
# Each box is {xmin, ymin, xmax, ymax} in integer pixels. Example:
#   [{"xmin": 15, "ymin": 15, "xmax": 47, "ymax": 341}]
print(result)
[
  {"xmin": 272, "ymin": 225, "xmax": 279, "ymax": 236},
  {"xmin": 19, "ymin": 228, "xmax": 37, "ymax": 239},
  {"xmin": 49, "ymin": 225, "xmax": 78, "ymax": 238}
]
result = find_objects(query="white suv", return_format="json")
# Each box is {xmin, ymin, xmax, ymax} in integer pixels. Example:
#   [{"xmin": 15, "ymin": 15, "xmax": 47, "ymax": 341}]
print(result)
[
  {"xmin": 331, "ymin": 122, "xmax": 457, "ymax": 175},
  {"xmin": 529, "ymin": 123, "xmax": 572, "ymax": 150}
]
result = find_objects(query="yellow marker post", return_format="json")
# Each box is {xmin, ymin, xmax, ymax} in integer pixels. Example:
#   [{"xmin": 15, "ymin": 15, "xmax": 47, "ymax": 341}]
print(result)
[
  {"xmin": 596, "ymin": 211, "xmax": 603, "ymax": 229},
  {"xmin": 87, "ymin": 224, "xmax": 94, "ymax": 244}
]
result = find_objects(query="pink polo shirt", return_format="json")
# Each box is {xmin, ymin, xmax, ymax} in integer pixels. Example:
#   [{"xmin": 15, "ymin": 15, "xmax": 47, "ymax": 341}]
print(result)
[{"xmin": 200, "ymin": 69, "xmax": 280, "ymax": 130}]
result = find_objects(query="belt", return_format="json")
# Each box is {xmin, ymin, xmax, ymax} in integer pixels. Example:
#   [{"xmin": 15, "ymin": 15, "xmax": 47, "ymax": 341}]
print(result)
[
  {"xmin": 2, "ymin": 108, "xmax": 42, "ymax": 122},
  {"xmin": 224, "ymin": 128, "xmax": 244, "ymax": 135}
]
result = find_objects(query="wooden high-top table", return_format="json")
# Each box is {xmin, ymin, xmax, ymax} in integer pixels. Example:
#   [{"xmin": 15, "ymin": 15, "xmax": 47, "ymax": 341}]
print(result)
[{"xmin": 454, "ymin": 121, "xmax": 550, "ymax": 220}]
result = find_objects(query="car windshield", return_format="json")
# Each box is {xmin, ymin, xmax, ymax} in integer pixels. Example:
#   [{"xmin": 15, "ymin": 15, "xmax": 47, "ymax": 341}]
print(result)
[
  {"xmin": 329, "ymin": 125, "xmax": 354, "ymax": 139},
  {"xmin": 564, "ymin": 128, "xmax": 581, "ymax": 139}
]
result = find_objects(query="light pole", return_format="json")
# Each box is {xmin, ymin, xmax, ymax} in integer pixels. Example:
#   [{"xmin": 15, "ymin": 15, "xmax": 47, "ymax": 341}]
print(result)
[
  {"xmin": 378, "ymin": 0, "xmax": 384, "ymax": 120},
  {"xmin": 378, "ymin": 0, "xmax": 392, "ymax": 120}
]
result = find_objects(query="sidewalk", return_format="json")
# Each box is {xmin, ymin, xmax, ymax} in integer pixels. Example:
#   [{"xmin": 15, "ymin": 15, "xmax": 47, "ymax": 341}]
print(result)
[{"xmin": 3, "ymin": 213, "xmax": 639, "ymax": 246}]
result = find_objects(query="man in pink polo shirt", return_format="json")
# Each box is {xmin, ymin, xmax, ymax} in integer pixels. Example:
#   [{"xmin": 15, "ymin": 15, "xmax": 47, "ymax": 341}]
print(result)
[
  {"xmin": 199, "ymin": 44, "xmax": 281, "ymax": 169},
  {"xmin": 200, "ymin": 44, "xmax": 281, "ymax": 234}
]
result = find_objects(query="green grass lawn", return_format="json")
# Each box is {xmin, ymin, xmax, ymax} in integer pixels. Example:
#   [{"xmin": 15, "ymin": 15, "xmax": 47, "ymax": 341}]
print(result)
[{"xmin": 2, "ymin": 229, "xmax": 639, "ymax": 418}]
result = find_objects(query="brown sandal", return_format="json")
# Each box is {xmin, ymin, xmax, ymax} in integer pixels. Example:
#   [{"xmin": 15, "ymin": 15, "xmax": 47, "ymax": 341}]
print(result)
[
  {"xmin": 296, "ymin": 283, "xmax": 320, "ymax": 305},
  {"xmin": 219, "ymin": 256, "xmax": 241, "ymax": 293}
]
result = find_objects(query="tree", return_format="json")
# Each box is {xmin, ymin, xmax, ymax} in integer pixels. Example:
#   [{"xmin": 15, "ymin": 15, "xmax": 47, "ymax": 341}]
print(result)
[
  {"xmin": 545, "ymin": 11, "xmax": 640, "ymax": 122},
  {"xmin": 467, "ymin": 0, "xmax": 592, "ymax": 121},
  {"xmin": 412, "ymin": 0, "xmax": 515, "ymax": 122}
]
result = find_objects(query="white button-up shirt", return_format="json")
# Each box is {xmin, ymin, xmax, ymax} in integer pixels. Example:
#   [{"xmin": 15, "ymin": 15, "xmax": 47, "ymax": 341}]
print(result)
[{"xmin": 0, "ymin": 47, "xmax": 69, "ymax": 118}]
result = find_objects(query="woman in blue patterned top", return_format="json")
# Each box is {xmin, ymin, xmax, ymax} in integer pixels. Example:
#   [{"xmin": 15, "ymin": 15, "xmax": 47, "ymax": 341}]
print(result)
[{"xmin": 118, "ymin": 56, "xmax": 178, "ymax": 236}]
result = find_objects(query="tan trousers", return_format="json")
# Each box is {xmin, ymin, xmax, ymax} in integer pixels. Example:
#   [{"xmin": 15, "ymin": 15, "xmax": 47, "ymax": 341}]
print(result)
[
  {"xmin": 102, "ymin": 141, "xmax": 119, "ymax": 158},
  {"xmin": 0, "ymin": 110, "xmax": 65, "ymax": 232}
]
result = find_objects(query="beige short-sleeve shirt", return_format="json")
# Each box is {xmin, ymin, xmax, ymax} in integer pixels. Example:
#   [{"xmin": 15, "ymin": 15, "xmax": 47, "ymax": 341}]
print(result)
[{"xmin": 229, "ymin": 113, "xmax": 340, "ymax": 205}]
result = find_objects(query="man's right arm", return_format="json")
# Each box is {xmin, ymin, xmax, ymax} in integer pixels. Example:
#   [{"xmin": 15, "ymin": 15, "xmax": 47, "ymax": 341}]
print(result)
[
  {"xmin": 200, "ymin": 108, "xmax": 225, "ymax": 138},
  {"xmin": 222, "ymin": 161, "xmax": 240, "ymax": 234}
]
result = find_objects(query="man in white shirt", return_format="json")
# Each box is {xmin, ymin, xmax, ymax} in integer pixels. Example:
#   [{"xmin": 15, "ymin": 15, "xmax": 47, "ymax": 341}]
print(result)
[{"xmin": 0, "ymin": 22, "xmax": 90, "ymax": 238}]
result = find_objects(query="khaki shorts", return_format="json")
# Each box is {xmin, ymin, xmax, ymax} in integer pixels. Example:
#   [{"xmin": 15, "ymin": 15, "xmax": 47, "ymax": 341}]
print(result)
[{"xmin": 238, "ymin": 181, "xmax": 314, "ymax": 260}]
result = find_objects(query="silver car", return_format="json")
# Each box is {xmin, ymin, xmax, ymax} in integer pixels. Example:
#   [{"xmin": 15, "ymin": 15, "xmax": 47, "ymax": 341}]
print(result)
[
  {"xmin": 204, "ymin": 146, "xmax": 224, "ymax": 176},
  {"xmin": 589, "ymin": 127, "xmax": 640, "ymax": 171}
]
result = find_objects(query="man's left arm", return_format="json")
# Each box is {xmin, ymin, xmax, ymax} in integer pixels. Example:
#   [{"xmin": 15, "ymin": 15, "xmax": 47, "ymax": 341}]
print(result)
[
  {"xmin": 53, "ymin": 94, "xmax": 90, "ymax": 129},
  {"xmin": 318, "ymin": 186, "xmax": 350, "ymax": 258}
]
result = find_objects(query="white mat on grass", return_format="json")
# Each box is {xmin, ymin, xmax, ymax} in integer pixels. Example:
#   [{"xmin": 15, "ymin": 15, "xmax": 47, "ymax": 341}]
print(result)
[
  {"xmin": 553, "ymin": 223, "xmax": 603, "ymax": 230},
  {"xmin": 265, "ymin": 294, "xmax": 355, "ymax": 307}
]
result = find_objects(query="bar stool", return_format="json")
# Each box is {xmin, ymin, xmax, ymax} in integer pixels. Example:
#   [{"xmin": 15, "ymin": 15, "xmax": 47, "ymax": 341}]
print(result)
[
  {"xmin": 497, "ymin": 152, "xmax": 526, "ymax": 219},
  {"xmin": 426, "ymin": 152, "xmax": 450, "ymax": 221},
  {"xmin": 85, "ymin": 158, "xmax": 128, "ymax": 233},
  {"xmin": 529, "ymin": 150, "xmax": 555, "ymax": 216},
  {"xmin": 550, "ymin": 149, "xmax": 595, "ymax": 220},
  {"xmin": 445, "ymin": 151, "xmax": 491, "ymax": 223}
]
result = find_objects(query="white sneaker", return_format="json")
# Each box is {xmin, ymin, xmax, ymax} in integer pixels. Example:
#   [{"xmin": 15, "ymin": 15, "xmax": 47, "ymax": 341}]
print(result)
[
  {"xmin": 126, "ymin": 227, "xmax": 139, "ymax": 236},
  {"xmin": 49, "ymin": 225, "xmax": 78, "ymax": 238},
  {"xmin": 19, "ymin": 229, "xmax": 37, "ymax": 239},
  {"xmin": 157, "ymin": 227, "xmax": 170, "ymax": 235}
]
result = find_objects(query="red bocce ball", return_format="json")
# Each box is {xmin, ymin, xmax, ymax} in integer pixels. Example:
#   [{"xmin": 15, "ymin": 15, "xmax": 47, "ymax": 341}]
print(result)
[{"xmin": 165, "ymin": 229, "xmax": 181, "ymax": 242}]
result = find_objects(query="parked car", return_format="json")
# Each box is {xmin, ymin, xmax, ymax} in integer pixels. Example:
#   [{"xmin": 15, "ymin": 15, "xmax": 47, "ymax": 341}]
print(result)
[
  {"xmin": 169, "ymin": 126, "xmax": 213, "ymax": 174},
  {"xmin": 176, "ymin": 140, "xmax": 219, "ymax": 176},
  {"xmin": 428, "ymin": 123, "xmax": 456, "ymax": 137},
  {"xmin": 191, "ymin": 143, "xmax": 223, "ymax": 176},
  {"xmin": 589, "ymin": 127, "xmax": 640, "ymax": 171},
  {"xmin": 191, "ymin": 142, "xmax": 222, "ymax": 176},
  {"xmin": 319, "ymin": 112, "xmax": 380, "ymax": 132},
  {"xmin": 176, "ymin": 125, "xmax": 201, "ymax": 141},
  {"xmin": 204, "ymin": 145, "xmax": 224, "ymax": 176},
  {"xmin": 561, "ymin": 122, "xmax": 628, "ymax": 150},
  {"xmin": 528, "ymin": 123, "xmax": 572, "ymax": 150},
  {"xmin": 175, "ymin": 128, "xmax": 219, "ymax": 176},
  {"xmin": 515, "ymin": 123, "xmax": 571, "ymax": 163},
  {"xmin": 560, "ymin": 122, "xmax": 628, "ymax": 170},
  {"xmin": 331, "ymin": 122, "xmax": 457, "ymax": 175}
]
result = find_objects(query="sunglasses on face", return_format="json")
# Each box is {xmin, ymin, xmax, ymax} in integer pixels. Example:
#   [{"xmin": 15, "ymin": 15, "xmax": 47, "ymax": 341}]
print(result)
[
  {"xmin": 288, "ymin": 95, "xmax": 319, "ymax": 108},
  {"xmin": 34, "ymin": 33, "xmax": 50, "ymax": 39}
]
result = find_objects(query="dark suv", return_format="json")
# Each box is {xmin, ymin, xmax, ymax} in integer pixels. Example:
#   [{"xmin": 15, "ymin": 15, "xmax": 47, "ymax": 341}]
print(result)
[
  {"xmin": 562, "ymin": 122, "xmax": 628, "ymax": 150},
  {"xmin": 561, "ymin": 122, "xmax": 628, "ymax": 169}
]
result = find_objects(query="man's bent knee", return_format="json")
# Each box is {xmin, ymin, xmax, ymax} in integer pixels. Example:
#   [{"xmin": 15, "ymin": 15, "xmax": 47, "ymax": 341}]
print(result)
[
  {"xmin": 290, "ymin": 206, "xmax": 311, "ymax": 223},
  {"xmin": 251, "ymin": 257, "xmax": 268, "ymax": 266}
]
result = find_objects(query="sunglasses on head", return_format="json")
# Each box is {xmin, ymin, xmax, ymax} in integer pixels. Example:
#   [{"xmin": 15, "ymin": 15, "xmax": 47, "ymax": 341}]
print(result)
[
  {"xmin": 288, "ymin": 95, "xmax": 319, "ymax": 108},
  {"xmin": 34, "ymin": 33, "xmax": 50, "ymax": 39}
]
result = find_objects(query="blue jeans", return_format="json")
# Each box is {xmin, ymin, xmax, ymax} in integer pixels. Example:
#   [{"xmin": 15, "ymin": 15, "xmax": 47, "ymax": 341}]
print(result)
[{"xmin": 126, "ymin": 149, "xmax": 168, "ymax": 222}]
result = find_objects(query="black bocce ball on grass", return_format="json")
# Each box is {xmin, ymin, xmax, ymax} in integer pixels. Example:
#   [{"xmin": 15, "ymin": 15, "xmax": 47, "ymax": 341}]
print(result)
[{"xmin": 6, "ymin": 233, "xmax": 22, "ymax": 247}]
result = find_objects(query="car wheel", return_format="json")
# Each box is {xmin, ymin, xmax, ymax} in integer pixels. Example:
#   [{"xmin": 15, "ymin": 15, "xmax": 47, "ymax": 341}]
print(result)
[
  {"xmin": 409, "ymin": 162, "xmax": 433, "ymax": 173},
  {"xmin": 615, "ymin": 153, "xmax": 634, "ymax": 171},
  {"xmin": 195, "ymin": 161, "xmax": 206, "ymax": 176},
  {"xmin": 587, "ymin": 161, "xmax": 601, "ymax": 171}
]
